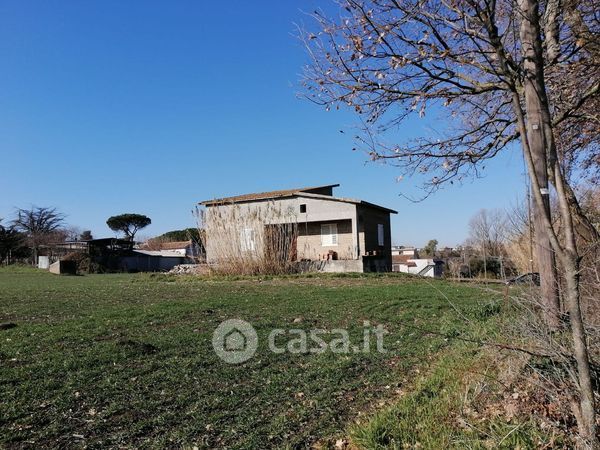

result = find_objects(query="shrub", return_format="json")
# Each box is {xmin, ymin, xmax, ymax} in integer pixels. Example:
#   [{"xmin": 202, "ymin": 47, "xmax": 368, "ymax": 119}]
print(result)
[
  {"xmin": 198, "ymin": 202, "xmax": 298, "ymax": 275},
  {"xmin": 62, "ymin": 252, "xmax": 102, "ymax": 274}
]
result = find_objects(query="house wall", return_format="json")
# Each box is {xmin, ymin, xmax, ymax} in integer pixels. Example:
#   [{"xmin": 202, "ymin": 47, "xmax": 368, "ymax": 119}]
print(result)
[
  {"xmin": 297, "ymin": 219, "xmax": 354, "ymax": 260},
  {"xmin": 204, "ymin": 196, "xmax": 358, "ymax": 226},
  {"xmin": 204, "ymin": 197, "xmax": 360, "ymax": 263},
  {"xmin": 302, "ymin": 186, "xmax": 335, "ymax": 196},
  {"xmin": 395, "ymin": 259, "xmax": 443, "ymax": 278},
  {"xmin": 357, "ymin": 204, "xmax": 392, "ymax": 271}
]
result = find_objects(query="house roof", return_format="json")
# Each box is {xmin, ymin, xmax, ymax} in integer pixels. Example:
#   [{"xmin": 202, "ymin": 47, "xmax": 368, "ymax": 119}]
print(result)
[
  {"xmin": 200, "ymin": 184, "xmax": 340, "ymax": 206},
  {"xmin": 392, "ymin": 255, "xmax": 413, "ymax": 264},
  {"xmin": 199, "ymin": 184, "xmax": 397, "ymax": 214}
]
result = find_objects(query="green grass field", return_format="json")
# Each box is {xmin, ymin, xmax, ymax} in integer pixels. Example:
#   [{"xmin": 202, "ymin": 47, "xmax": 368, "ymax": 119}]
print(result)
[{"xmin": 0, "ymin": 268, "xmax": 506, "ymax": 448}]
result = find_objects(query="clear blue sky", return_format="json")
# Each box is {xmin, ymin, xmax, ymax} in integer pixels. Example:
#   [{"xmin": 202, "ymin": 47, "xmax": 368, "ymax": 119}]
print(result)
[{"xmin": 0, "ymin": 1, "xmax": 527, "ymax": 247}]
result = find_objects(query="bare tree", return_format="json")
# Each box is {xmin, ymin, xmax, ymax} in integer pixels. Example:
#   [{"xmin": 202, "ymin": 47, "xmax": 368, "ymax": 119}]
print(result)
[
  {"xmin": 469, "ymin": 209, "xmax": 508, "ymax": 257},
  {"xmin": 63, "ymin": 225, "xmax": 83, "ymax": 242},
  {"xmin": 0, "ymin": 219, "xmax": 24, "ymax": 264},
  {"xmin": 12, "ymin": 206, "xmax": 66, "ymax": 264},
  {"xmin": 468, "ymin": 209, "xmax": 509, "ymax": 277},
  {"xmin": 504, "ymin": 199, "xmax": 536, "ymax": 274},
  {"xmin": 302, "ymin": 0, "xmax": 598, "ymax": 442}
]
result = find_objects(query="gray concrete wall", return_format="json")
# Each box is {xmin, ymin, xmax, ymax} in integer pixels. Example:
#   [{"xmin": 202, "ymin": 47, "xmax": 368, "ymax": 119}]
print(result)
[
  {"xmin": 38, "ymin": 256, "xmax": 50, "ymax": 270},
  {"xmin": 296, "ymin": 259, "xmax": 364, "ymax": 273},
  {"xmin": 205, "ymin": 196, "xmax": 358, "ymax": 226}
]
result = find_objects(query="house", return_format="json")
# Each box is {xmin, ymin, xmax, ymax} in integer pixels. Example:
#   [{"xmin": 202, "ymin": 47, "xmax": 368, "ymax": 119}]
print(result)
[
  {"xmin": 392, "ymin": 246, "xmax": 419, "ymax": 258},
  {"xmin": 199, "ymin": 184, "xmax": 397, "ymax": 272},
  {"xmin": 391, "ymin": 246, "xmax": 444, "ymax": 278},
  {"xmin": 139, "ymin": 239, "xmax": 204, "ymax": 261}
]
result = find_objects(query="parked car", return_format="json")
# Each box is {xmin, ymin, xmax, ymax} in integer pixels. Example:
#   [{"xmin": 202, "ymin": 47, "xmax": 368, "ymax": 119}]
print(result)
[{"xmin": 505, "ymin": 272, "xmax": 540, "ymax": 286}]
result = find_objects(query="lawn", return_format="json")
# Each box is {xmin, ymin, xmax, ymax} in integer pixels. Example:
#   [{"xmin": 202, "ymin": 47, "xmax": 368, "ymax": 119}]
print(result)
[{"xmin": 0, "ymin": 268, "xmax": 502, "ymax": 448}]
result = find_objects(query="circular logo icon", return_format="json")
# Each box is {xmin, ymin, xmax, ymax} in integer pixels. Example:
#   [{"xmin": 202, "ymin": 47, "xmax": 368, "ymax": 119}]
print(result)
[{"xmin": 212, "ymin": 319, "xmax": 258, "ymax": 364}]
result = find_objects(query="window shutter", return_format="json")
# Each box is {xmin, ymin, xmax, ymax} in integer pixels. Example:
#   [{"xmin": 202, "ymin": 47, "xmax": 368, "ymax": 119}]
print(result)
[
  {"xmin": 241, "ymin": 228, "xmax": 256, "ymax": 252},
  {"xmin": 321, "ymin": 223, "xmax": 338, "ymax": 246}
]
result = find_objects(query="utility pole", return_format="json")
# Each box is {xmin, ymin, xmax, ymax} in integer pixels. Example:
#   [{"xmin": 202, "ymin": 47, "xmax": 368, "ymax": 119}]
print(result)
[{"xmin": 519, "ymin": 0, "xmax": 561, "ymax": 328}]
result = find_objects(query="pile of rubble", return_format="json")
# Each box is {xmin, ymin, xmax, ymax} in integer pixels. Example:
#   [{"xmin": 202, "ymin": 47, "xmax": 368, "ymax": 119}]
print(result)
[{"xmin": 168, "ymin": 264, "xmax": 210, "ymax": 275}]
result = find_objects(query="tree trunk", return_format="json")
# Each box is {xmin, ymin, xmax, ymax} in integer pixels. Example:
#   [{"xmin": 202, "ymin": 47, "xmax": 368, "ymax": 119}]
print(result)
[
  {"xmin": 531, "ymin": 186, "xmax": 560, "ymax": 326},
  {"xmin": 519, "ymin": 0, "xmax": 561, "ymax": 329},
  {"xmin": 551, "ymin": 165, "xmax": 600, "ymax": 244},
  {"xmin": 563, "ymin": 252, "xmax": 598, "ymax": 445},
  {"xmin": 517, "ymin": 0, "xmax": 597, "ymax": 443},
  {"xmin": 552, "ymin": 147, "xmax": 598, "ymax": 445}
]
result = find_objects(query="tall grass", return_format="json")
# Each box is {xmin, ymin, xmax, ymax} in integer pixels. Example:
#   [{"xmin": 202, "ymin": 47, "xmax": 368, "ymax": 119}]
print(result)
[{"xmin": 196, "ymin": 201, "xmax": 299, "ymax": 275}]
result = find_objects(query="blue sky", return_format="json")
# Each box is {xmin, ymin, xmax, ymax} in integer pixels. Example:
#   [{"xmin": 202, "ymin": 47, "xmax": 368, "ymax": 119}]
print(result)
[{"xmin": 0, "ymin": 1, "xmax": 527, "ymax": 247}]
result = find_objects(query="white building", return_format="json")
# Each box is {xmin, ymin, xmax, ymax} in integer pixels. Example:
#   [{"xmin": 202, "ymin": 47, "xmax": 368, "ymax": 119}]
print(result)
[{"xmin": 391, "ymin": 246, "xmax": 444, "ymax": 278}]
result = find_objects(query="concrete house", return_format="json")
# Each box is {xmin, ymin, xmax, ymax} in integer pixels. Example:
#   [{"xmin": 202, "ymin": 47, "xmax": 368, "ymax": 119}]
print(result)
[
  {"xmin": 391, "ymin": 246, "xmax": 444, "ymax": 278},
  {"xmin": 200, "ymin": 184, "xmax": 397, "ymax": 272}
]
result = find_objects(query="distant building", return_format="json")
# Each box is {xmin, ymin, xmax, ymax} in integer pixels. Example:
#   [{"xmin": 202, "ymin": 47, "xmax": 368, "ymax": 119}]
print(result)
[
  {"xmin": 123, "ymin": 250, "xmax": 185, "ymax": 272},
  {"xmin": 139, "ymin": 240, "xmax": 204, "ymax": 260},
  {"xmin": 391, "ymin": 246, "xmax": 444, "ymax": 278},
  {"xmin": 392, "ymin": 246, "xmax": 419, "ymax": 258},
  {"xmin": 40, "ymin": 238, "xmax": 186, "ymax": 273}
]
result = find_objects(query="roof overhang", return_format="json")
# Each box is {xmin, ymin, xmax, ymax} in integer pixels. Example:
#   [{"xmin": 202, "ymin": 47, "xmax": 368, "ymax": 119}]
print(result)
[{"xmin": 199, "ymin": 184, "xmax": 340, "ymax": 206}]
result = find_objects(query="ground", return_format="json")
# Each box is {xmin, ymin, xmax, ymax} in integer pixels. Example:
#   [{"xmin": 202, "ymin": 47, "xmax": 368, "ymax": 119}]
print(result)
[{"xmin": 0, "ymin": 268, "xmax": 542, "ymax": 448}]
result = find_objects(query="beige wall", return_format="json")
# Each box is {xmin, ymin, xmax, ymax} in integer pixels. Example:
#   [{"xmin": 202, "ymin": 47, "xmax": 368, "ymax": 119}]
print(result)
[{"xmin": 297, "ymin": 219, "xmax": 354, "ymax": 260}]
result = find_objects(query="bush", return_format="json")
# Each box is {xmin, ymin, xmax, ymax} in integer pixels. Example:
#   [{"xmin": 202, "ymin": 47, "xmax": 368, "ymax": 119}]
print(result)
[
  {"xmin": 199, "ymin": 202, "xmax": 299, "ymax": 276},
  {"xmin": 62, "ymin": 252, "xmax": 102, "ymax": 274}
]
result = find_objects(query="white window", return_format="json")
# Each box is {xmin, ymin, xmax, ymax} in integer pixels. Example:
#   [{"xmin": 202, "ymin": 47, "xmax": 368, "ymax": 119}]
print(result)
[
  {"xmin": 321, "ymin": 223, "xmax": 338, "ymax": 246},
  {"xmin": 377, "ymin": 224, "xmax": 385, "ymax": 246},
  {"xmin": 240, "ymin": 228, "xmax": 256, "ymax": 252}
]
